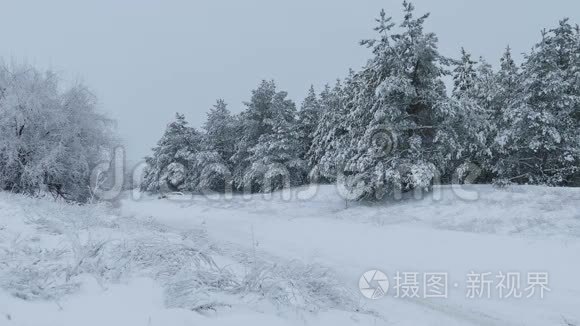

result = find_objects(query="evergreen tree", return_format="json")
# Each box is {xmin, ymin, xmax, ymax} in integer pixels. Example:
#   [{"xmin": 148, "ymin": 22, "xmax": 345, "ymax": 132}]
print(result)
[
  {"xmin": 490, "ymin": 46, "xmax": 520, "ymax": 132},
  {"xmin": 497, "ymin": 46, "xmax": 519, "ymax": 96},
  {"xmin": 452, "ymin": 48, "xmax": 478, "ymax": 96},
  {"xmin": 308, "ymin": 80, "xmax": 351, "ymax": 182},
  {"xmin": 203, "ymin": 99, "xmax": 236, "ymax": 166},
  {"xmin": 139, "ymin": 8, "xmax": 580, "ymax": 196},
  {"xmin": 487, "ymin": 46, "xmax": 521, "ymax": 182},
  {"xmin": 231, "ymin": 80, "xmax": 277, "ymax": 190},
  {"xmin": 232, "ymin": 80, "xmax": 304, "ymax": 192},
  {"xmin": 448, "ymin": 50, "xmax": 496, "ymax": 182},
  {"xmin": 142, "ymin": 113, "xmax": 196, "ymax": 192},
  {"xmin": 342, "ymin": 2, "xmax": 453, "ymax": 199},
  {"xmin": 495, "ymin": 19, "xmax": 580, "ymax": 185},
  {"xmin": 297, "ymin": 85, "xmax": 322, "ymax": 164},
  {"xmin": 246, "ymin": 106, "xmax": 306, "ymax": 191},
  {"xmin": 142, "ymin": 113, "xmax": 222, "ymax": 192}
]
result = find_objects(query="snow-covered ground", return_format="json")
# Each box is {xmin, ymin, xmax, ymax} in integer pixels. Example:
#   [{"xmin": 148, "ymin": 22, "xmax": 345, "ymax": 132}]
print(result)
[{"xmin": 1, "ymin": 185, "xmax": 579, "ymax": 325}]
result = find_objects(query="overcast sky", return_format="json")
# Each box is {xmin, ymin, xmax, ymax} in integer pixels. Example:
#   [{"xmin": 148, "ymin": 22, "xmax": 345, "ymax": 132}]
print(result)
[{"xmin": 1, "ymin": 0, "xmax": 579, "ymax": 164}]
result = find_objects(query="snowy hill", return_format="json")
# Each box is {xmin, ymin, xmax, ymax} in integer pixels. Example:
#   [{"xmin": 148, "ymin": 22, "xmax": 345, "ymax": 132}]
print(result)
[{"xmin": 1, "ymin": 185, "xmax": 580, "ymax": 325}]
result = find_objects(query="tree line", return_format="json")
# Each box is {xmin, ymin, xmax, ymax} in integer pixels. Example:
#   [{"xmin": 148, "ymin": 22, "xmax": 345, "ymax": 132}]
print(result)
[
  {"xmin": 1, "ymin": 2, "xmax": 576, "ymax": 203},
  {"xmin": 142, "ymin": 2, "xmax": 580, "ymax": 200}
]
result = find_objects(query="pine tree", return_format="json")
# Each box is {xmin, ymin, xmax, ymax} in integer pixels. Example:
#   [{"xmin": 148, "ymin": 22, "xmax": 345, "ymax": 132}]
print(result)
[
  {"xmin": 231, "ymin": 80, "xmax": 277, "ymax": 190},
  {"xmin": 142, "ymin": 113, "xmax": 197, "ymax": 192},
  {"xmin": 488, "ymin": 46, "xmax": 521, "ymax": 183},
  {"xmin": 490, "ymin": 46, "xmax": 520, "ymax": 126},
  {"xmin": 448, "ymin": 50, "xmax": 496, "ymax": 182},
  {"xmin": 341, "ymin": 2, "xmax": 453, "ymax": 200},
  {"xmin": 142, "ymin": 113, "xmax": 222, "ymax": 193},
  {"xmin": 308, "ymin": 80, "xmax": 351, "ymax": 182},
  {"xmin": 497, "ymin": 46, "xmax": 519, "ymax": 94},
  {"xmin": 452, "ymin": 48, "xmax": 478, "ymax": 97},
  {"xmin": 203, "ymin": 99, "xmax": 236, "ymax": 166},
  {"xmin": 246, "ymin": 106, "xmax": 306, "ymax": 191},
  {"xmin": 232, "ymin": 80, "xmax": 304, "ymax": 192},
  {"xmin": 495, "ymin": 19, "xmax": 580, "ymax": 185},
  {"xmin": 297, "ymin": 85, "xmax": 322, "ymax": 164}
]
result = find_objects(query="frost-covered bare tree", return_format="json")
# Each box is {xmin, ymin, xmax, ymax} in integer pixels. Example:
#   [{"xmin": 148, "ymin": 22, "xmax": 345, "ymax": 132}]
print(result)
[{"xmin": 0, "ymin": 63, "xmax": 115, "ymax": 202}]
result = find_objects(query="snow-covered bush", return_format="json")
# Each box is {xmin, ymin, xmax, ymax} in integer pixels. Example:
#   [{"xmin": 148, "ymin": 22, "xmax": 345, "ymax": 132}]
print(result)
[{"xmin": 240, "ymin": 260, "xmax": 357, "ymax": 312}]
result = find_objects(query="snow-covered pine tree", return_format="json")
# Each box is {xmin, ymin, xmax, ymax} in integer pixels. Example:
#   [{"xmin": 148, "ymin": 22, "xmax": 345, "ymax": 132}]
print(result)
[
  {"xmin": 489, "ymin": 46, "xmax": 521, "ymax": 183},
  {"xmin": 297, "ymin": 85, "xmax": 322, "ymax": 165},
  {"xmin": 199, "ymin": 99, "xmax": 238, "ymax": 192},
  {"xmin": 496, "ymin": 46, "xmax": 519, "ymax": 102},
  {"xmin": 142, "ymin": 113, "xmax": 221, "ymax": 193},
  {"xmin": 246, "ymin": 103, "xmax": 306, "ymax": 192},
  {"xmin": 452, "ymin": 48, "xmax": 478, "ymax": 97},
  {"xmin": 231, "ymin": 80, "xmax": 277, "ymax": 190},
  {"xmin": 341, "ymin": 2, "xmax": 453, "ymax": 200},
  {"xmin": 494, "ymin": 19, "xmax": 580, "ymax": 185},
  {"xmin": 307, "ymin": 79, "xmax": 351, "ymax": 183},
  {"xmin": 188, "ymin": 138, "xmax": 228, "ymax": 193},
  {"xmin": 142, "ymin": 113, "xmax": 196, "ymax": 192},
  {"xmin": 203, "ymin": 99, "xmax": 236, "ymax": 166},
  {"xmin": 232, "ymin": 80, "xmax": 304, "ymax": 192},
  {"xmin": 447, "ymin": 50, "xmax": 495, "ymax": 182}
]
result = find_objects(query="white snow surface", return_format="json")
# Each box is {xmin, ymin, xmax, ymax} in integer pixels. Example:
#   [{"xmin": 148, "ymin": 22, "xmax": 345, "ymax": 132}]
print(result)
[{"xmin": 1, "ymin": 185, "xmax": 580, "ymax": 325}]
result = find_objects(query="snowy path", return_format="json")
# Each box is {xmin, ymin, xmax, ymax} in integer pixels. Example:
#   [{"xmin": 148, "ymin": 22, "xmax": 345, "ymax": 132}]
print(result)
[{"xmin": 121, "ymin": 185, "xmax": 580, "ymax": 326}]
